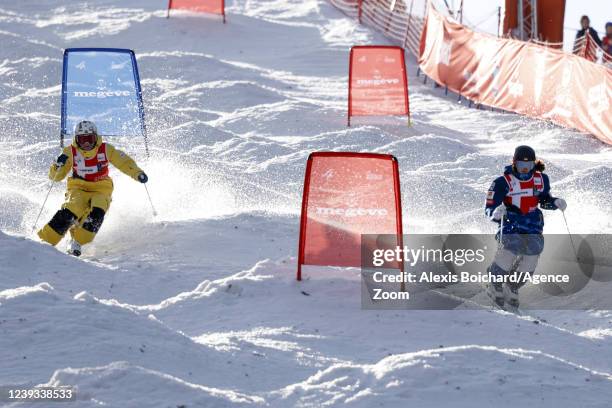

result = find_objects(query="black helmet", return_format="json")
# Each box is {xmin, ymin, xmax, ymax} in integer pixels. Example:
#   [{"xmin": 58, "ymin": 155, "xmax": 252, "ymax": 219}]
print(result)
[{"xmin": 513, "ymin": 145, "xmax": 536, "ymax": 162}]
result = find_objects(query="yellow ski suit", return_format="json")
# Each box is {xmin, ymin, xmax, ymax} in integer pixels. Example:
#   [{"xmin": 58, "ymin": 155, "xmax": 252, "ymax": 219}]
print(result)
[{"xmin": 37, "ymin": 134, "xmax": 144, "ymax": 246}]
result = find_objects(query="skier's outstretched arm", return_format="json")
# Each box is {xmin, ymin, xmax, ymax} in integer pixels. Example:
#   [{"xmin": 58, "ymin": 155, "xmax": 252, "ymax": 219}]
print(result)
[
  {"xmin": 48, "ymin": 147, "xmax": 72, "ymax": 182},
  {"xmin": 106, "ymin": 144, "xmax": 146, "ymax": 182},
  {"xmin": 538, "ymin": 173, "xmax": 565, "ymax": 211},
  {"xmin": 485, "ymin": 176, "xmax": 508, "ymax": 220}
]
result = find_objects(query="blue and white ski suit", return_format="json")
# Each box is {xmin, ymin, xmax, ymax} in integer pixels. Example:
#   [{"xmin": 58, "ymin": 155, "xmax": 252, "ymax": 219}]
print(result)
[{"xmin": 485, "ymin": 165, "xmax": 560, "ymax": 279}]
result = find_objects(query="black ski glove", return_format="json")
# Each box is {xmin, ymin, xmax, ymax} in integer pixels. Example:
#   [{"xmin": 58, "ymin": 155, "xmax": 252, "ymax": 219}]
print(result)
[
  {"xmin": 137, "ymin": 172, "xmax": 148, "ymax": 184},
  {"xmin": 56, "ymin": 154, "xmax": 68, "ymax": 167}
]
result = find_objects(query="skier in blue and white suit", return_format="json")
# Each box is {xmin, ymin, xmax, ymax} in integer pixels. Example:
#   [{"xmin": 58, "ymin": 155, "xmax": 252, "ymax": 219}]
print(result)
[{"xmin": 484, "ymin": 146, "xmax": 567, "ymax": 308}]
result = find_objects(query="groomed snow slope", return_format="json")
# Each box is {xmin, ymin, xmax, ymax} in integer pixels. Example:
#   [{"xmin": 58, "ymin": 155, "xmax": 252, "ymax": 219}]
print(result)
[{"xmin": 1, "ymin": 0, "xmax": 611, "ymax": 407}]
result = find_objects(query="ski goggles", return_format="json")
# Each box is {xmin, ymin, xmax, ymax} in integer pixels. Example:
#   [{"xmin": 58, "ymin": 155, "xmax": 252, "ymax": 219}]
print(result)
[
  {"xmin": 76, "ymin": 133, "xmax": 96, "ymax": 149},
  {"xmin": 515, "ymin": 160, "xmax": 535, "ymax": 172}
]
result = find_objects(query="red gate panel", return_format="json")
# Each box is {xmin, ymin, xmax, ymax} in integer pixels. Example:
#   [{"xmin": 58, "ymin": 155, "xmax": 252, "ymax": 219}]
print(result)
[
  {"xmin": 297, "ymin": 152, "xmax": 404, "ymax": 280},
  {"xmin": 348, "ymin": 45, "xmax": 410, "ymax": 126},
  {"xmin": 167, "ymin": 0, "xmax": 225, "ymax": 22}
]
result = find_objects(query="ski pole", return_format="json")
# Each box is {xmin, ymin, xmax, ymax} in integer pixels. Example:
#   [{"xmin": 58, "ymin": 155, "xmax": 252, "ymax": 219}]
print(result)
[
  {"xmin": 32, "ymin": 180, "xmax": 56, "ymax": 232},
  {"xmin": 561, "ymin": 211, "xmax": 579, "ymax": 262},
  {"xmin": 143, "ymin": 184, "xmax": 158, "ymax": 217},
  {"xmin": 498, "ymin": 213, "xmax": 504, "ymax": 247}
]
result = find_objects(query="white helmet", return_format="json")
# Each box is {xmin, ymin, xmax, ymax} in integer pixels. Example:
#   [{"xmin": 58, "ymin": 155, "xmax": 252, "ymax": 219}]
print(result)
[
  {"xmin": 74, "ymin": 120, "xmax": 98, "ymax": 151},
  {"xmin": 74, "ymin": 120, "xmax": 97, "ymax": 136}
]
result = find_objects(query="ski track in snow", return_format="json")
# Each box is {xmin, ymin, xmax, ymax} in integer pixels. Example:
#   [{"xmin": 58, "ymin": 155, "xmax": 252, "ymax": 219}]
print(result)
[{"xmin": 1, "ymin": 0, "xmax": 611, "ymax": 406}]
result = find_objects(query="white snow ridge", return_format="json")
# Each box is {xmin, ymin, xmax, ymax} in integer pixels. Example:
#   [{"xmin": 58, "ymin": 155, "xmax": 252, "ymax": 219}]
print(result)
[{"xmin": 1, "ymin": 0, "xmax": 612, "ymax": 407}]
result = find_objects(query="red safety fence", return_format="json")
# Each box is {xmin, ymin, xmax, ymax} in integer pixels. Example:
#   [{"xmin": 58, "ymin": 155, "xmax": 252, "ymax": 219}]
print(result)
[
  {"xmin": 167, "ymin": 0, "xmax": 225, "ymax": 22},
  {"xmin": 297, "ymin": 152, "xmax": 403, "ymax": 280},
  {"xmin": 330, "ymin": 0, "xmax": 425, "ymax": 56},
  {"xmin": 573, "ymin": 32, "xmax": 612, "ymax": 67},
  {"xmin": 419, "ymin": 5, "xmax": 611, "ymax": 144},
  {"xmin": 573, "ymin": 33, "xmax": 599, "ymax": 63},
  {"xmin": 348, "ymin": 46, "xmax": 410, "ymax": 125}
]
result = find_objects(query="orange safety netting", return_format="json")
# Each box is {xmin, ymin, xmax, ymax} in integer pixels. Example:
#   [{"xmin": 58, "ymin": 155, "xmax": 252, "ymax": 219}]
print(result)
[
  {"xmin": 419, "ymin": 5, "xmax": 612, "ymax": 144},
  {"xmin": 348, "ymin": 46, "xmax": 410, "ymax": 125},
  {"xmin": 297, "ymin": 152, "xmax": 403, "ymax": 280}
]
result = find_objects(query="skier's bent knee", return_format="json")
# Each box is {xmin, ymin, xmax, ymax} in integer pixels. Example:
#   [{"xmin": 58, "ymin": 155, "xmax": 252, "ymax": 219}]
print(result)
[
  {"xmin": 38, "ymin": 208, "xmax": 78, "ymax": 246},
  {"xmin": 49, "ymin": 208, "xmax": 77, "ymax": 235},
  {"xmin": 82, "ymin": 207, "xmax": 105, "ymax": 233}
]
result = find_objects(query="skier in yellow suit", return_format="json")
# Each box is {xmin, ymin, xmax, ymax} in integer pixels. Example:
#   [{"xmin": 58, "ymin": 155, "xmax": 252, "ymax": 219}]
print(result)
[{"xmin": 38, "ymin": 120, "xmax": 148, "ymax": 256}]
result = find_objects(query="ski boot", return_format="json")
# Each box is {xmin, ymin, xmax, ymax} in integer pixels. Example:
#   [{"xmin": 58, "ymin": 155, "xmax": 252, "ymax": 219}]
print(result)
[
  {"xmin": 504, "ymin": 283, "xmax": 520, "ymax": 310},
  {"xmin": 67, "ymin": 240, "xmax": 82, "ymax": 257},
  {"xmin": 486, "ymin": 281, "xmax": 504, "ymax": 308}
]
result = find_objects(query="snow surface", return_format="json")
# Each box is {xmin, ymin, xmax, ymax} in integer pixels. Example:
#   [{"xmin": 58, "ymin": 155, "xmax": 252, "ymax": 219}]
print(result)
[{"xmin": 1, "ymin": 0, "xmax": 612, "ymax": 406}]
